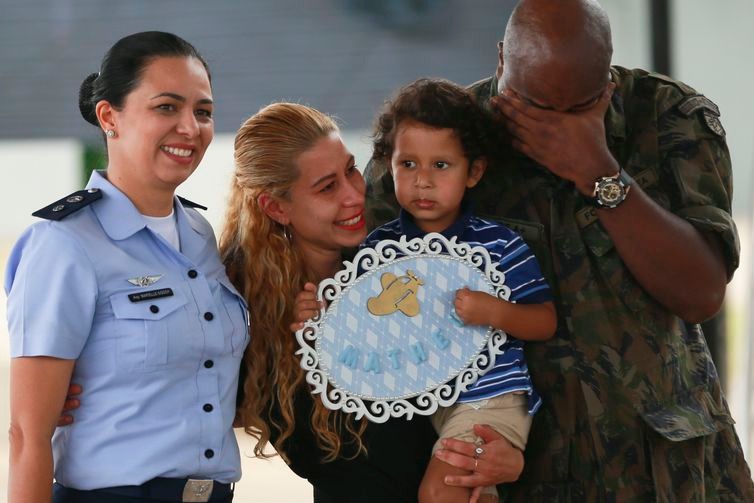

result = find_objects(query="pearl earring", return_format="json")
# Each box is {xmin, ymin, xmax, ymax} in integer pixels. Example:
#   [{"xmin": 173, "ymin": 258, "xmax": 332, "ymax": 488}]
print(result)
[{"xmin": 106, "ymin": 130, "xmax": 116, "ymax": 138}]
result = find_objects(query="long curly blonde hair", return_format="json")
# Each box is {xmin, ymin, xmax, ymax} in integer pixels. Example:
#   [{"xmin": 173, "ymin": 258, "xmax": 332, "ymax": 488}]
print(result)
[{"xmin": 220, "ymin": 102, "xmax": 366, "ymax": 462}]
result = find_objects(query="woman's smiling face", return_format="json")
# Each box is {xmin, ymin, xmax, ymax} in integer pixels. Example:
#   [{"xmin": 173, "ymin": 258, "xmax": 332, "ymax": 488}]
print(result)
[
  {"xmin": 278, "ymin": 132, "xmax": 367, "ymax": 254},
  {"xmin": 106, "ymin": 56, "xmax": 214, "ymax": 192}
]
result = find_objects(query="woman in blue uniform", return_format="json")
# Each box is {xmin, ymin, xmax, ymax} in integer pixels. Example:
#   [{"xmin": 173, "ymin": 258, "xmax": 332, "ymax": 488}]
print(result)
[{"xmin": 6, "ymin": 31, "xmax": 248, "ymax": 503}]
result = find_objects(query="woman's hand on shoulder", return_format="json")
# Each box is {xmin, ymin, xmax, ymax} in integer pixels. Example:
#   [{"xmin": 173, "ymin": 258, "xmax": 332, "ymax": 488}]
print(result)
[
  {"xmin": 289, "ymin": 282, "xmax": 324, "ymax": 332},
  {"xmin": 434, "ymin": 423, "xmax": 524, "ymax": 488}
]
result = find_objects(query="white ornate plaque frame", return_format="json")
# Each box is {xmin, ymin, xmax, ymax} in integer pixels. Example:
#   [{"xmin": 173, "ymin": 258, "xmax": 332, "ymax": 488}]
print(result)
[{"xmin": 295, "ymin": 232, "xmax": 510, "ymax": 423}]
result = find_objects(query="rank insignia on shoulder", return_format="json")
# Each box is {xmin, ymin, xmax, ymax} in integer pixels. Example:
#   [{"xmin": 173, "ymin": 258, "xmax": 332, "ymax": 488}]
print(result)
[
  {"xmin": 677, "ymin": 95, "xmax": 725, "ymax": 138},
  {"xmin": 32, "ymin": 188, "xmax": 103, "ymax": 221},
  {"xmin": 677, "ymin": 95, "xmax": 720, "ymax": 117},
  {"xmin": 177, "ymin": 196, "xmax": 207, "ymax": 210}
]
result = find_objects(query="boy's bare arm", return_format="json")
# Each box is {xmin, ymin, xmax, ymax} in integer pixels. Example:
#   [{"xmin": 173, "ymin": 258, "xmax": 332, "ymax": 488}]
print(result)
[{"xmin": 454, "ymin": 288, "xmax": 556, "ymax": 341}]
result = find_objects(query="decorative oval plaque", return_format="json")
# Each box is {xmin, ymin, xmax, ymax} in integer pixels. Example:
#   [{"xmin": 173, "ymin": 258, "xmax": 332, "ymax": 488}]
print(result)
[{"xmin": 295, "ymin": 233, "xmax": 510, "ymax": 423}]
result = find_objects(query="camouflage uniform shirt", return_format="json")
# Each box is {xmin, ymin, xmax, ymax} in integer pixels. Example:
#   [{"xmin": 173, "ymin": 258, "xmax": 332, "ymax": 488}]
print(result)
[{"xmin": 365, "ymin": 66, "xmax": 754, "ymax": 502}]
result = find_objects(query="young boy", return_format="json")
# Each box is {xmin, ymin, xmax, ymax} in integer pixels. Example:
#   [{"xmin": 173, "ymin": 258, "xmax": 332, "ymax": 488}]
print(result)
[{"xmin": 366, "ymin": 78, "xmax": 557, "ymax": 503}]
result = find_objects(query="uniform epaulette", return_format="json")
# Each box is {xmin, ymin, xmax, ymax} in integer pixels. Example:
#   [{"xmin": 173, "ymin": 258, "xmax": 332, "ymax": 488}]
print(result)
[
  {"xmin": 646, "ymin": 72, "xmax": 698, "ymax": 96},
  {"xmin": 32, "ymin": 188, "xmax": 102, "ymax": 221},
  {"xmin": 677, "ymin": 95, "xmax": 725, "ymax": 137},
  {"xmin": 677, "ymin": 95, "xmax": 720, "ymax": 117},
  {"xmin": 645, "ymin": 72, "xmax": 726, "ymax": 137},
  {"xmin": 177, "ymin": 196, "xmax": 207, "ymax": 211}
]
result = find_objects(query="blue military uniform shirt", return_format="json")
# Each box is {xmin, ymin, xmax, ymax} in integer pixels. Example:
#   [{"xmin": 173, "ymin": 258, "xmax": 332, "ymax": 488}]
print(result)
[{"xmin": 5, "ymin": 170, "xmax": 249, "ymax": 489}]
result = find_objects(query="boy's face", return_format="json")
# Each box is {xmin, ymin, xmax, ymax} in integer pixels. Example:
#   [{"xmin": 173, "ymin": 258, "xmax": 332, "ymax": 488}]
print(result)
[{"xmin": 390, "ymin": 119, "xmax": 485, "ymax": 233}]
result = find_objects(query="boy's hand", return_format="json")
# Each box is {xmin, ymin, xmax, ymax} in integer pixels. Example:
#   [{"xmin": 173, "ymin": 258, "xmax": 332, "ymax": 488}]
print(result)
[
  {"xmin": 454, "ymin": 288, "xmax": 492, "ymax": 326},
  {"xmin": 289, "ymin": 282, "xmax": 323, "ymax": 332}
]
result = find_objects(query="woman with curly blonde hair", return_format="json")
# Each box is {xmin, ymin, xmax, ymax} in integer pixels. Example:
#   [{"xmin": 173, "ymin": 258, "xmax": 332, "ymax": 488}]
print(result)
[
  {"xmin": 219, "ymin": 102, "xmax": 440, "ymax": 501},
  {"xmin": 220, "ymin": 102, "xmax": 525, "ymax": 502},
  {"xmin": 220, "ymin": 102, "xmax": 366, "ymax": 455}
]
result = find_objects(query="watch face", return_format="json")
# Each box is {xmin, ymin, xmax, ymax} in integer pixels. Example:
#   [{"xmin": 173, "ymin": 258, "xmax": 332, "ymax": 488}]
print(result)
[{"xmin": 596, "ymin": 180, "xmax": 626, "ymax": 207}]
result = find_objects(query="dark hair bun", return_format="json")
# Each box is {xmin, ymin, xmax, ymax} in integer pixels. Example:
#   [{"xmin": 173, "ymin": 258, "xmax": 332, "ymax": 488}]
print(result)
[{"xmin": 78, "ymin": 72, "xmax": 100, "ymax": 126}]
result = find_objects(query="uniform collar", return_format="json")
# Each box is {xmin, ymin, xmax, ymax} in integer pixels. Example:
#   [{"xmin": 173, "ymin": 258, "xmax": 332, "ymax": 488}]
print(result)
[
  {"xmin": 87, "ymin": 170, "xmax": 206, "ymax": 241},
  {"xmin": 399, "ymin": 199, "xmax": 474, "ymax": 240},
  {"xmin": 487, "ymin": 74, "xmax": 500, "ymax": 102}
]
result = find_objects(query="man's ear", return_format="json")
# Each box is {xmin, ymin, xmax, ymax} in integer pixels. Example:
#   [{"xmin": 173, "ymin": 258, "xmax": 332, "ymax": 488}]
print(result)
[
  {"xmin": 257, "ymin": 192, "xmax": 290, "ymax": 226},
  {"xmin": 467, "ymin": 158, "xmax": 487, "ymax": 189}
]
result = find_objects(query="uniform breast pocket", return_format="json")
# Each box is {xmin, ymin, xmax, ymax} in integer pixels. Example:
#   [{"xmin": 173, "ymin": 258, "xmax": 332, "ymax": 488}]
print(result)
[
  {"xmin": 579, "ymin": 220, "xmax": 646, "ymax": 313},
  {"xmin": 217, "ymin": 277, "xmax": 250, "ymax": 357},
  {"xmin": 110, "ymin": 287, "xmax": 193, "ymax": 371}
]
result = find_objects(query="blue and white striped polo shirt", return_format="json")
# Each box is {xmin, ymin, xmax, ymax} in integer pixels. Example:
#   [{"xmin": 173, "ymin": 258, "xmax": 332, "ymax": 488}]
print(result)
[{"xmin": 362, "ymin": 203, "xmax": 552, "ymax": 414}]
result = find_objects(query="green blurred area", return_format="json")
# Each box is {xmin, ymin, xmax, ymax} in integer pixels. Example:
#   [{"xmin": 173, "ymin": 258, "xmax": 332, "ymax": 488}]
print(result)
[{"xmin": 82, "ymin": 143, "xmax": 107, "ymax": 184}]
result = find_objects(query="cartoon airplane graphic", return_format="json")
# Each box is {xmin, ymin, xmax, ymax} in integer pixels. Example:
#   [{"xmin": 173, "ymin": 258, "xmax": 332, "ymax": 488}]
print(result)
[{"xmin": 367, "ymin": 270, "xmax": 424, "ymax": 317}]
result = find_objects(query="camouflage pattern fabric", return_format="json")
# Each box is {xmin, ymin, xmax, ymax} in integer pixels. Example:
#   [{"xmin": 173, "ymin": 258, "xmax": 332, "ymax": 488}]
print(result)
[{"xmin": 364, "ymin": 66, "xmax": 754, "ymax": 501}]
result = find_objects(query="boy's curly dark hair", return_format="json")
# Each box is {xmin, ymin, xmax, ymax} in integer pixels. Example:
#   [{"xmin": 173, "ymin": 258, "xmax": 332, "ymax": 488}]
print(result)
[{"xmin": 372, "ymin": 78, "xmax": 501, "ymax": 164}]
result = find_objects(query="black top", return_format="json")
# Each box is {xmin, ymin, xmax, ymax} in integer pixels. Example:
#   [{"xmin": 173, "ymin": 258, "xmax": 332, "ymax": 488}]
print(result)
[{"xmin": 269, "ymin": 387, "xmax": 437, "ymax": 503}]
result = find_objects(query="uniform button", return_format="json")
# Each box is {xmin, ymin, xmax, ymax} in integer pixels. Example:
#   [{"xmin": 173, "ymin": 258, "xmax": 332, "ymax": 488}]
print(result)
[
  {"xmin": 204, "ymin": 360, "xmax": 214, "ymax": 369},
  {"xmin": 203, "ymin": 403, "xmax": 213, "ymax": 412},
  {"xmin": 204, "ymin": 312, "xmax": 214, "ymax": 321},
  {"xmin": 150, "ymin": 305, "xmax": 159, "ymax": 314},
  {"xmin": 204, "ymin": 449, "xmax": 214, "ymax": 459},
  {"xmin": 188, "ymin": 269, "xmax": 198, "ymax": 279}
]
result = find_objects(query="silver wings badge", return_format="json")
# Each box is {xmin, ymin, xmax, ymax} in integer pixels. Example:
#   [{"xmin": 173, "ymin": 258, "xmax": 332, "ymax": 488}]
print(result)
[{"xmin": 127, "ymin": 274, "xmax": 163, "ymax": 287}]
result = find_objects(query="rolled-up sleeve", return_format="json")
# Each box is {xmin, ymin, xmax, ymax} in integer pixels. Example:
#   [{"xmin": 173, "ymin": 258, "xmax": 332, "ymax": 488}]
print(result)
[{"xmin": 658, "ymin": 86, "xmax": 739, "ymax": 279}]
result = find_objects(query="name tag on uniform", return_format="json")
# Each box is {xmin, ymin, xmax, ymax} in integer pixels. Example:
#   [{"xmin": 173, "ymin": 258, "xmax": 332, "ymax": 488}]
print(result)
[{"xmin": 128, "ymin": 288, "xmax": 174, "ymax": 303}]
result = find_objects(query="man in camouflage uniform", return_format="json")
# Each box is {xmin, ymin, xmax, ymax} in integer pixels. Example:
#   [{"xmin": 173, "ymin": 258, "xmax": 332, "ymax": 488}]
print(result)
[{"xmin": 365, "ymin": 0, "xmax": 754, "ymax": 500}]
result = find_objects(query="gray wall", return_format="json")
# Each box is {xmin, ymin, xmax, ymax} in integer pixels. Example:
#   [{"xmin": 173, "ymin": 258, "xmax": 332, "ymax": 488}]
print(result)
[{"xmin": 0, "ymin": 0, "xmax": 515, "ymax": 141}]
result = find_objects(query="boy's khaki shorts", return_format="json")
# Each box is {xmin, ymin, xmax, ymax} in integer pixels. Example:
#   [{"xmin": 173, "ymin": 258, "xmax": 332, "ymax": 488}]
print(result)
[
  {"xmin": 431, "ymin": 392, "xmax": 532, "ymax": 453},
  {"xmin": 431, "ymin": 393, "xmax": 532, "ymax": 498}
]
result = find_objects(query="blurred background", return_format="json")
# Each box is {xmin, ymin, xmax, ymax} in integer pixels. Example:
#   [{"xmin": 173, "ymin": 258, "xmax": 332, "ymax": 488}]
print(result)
[{"xmin": 1, "ymin": 0, "xmax": 753, "ymax": 500}]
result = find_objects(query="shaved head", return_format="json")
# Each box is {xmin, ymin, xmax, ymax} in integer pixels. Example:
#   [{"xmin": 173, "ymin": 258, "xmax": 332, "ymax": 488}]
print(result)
[{"xmin": 500, "ymin": 0, "xmax": 613, "ymax": 111}]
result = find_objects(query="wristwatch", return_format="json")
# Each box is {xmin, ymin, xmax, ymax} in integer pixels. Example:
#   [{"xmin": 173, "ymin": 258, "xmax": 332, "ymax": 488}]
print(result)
[{"xmin": 591, "ymin": 170, "xmax": 632, "ymax": 208}]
